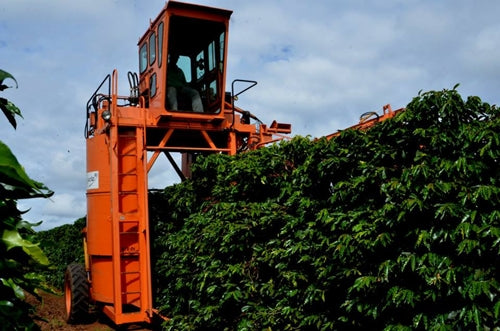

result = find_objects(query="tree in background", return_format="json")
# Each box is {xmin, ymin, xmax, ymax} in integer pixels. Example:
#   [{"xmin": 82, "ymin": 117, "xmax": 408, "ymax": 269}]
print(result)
[{"xmin": 0, "ymin": 69, "xmax": 53, "ymax": 330}]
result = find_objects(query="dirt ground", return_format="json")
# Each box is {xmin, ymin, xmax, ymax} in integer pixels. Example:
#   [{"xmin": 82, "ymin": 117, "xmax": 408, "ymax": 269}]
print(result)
[{"xmin": 27, "ymin": 291, "xmax": 154, "ymax": 331}]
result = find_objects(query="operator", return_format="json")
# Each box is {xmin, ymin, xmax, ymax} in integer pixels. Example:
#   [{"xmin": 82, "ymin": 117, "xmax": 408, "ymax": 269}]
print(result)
[{"xmin": 167, "ymin": 53, "xmax": 204, "ymax": 112}]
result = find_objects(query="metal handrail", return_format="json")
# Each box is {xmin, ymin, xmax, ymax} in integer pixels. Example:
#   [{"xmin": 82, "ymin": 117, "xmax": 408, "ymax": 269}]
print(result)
[
  {"xmin": 230, "ymin": 79, "xmax": 258, "ymax": 128},
  {"xmin": 85, "ymin": 74, "xmax": 111, "ymax": 138}
]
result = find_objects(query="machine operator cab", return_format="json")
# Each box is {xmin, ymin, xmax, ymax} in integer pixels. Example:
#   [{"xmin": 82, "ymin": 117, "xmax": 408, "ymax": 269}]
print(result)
[{"xmin": 138, "ymin": 1, "xmax": 232, "ymax": 119}]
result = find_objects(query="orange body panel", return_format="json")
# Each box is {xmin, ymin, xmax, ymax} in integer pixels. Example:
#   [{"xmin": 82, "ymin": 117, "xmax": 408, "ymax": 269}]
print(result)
[{"xmin": 86, "ymin": 134, "xmax": 114, "ymax": 304}]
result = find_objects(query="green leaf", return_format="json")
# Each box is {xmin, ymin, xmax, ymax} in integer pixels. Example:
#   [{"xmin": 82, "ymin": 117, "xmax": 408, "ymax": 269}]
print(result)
[
  {"xmin": 0, "ymin": 69, "xmax": 18, "ymax": 89},
  {"xmin": 350, "ymin": 276, "xmax": 377, "ymax": 292},
  {"xmin": 0, "ymin": 69, "xmax": 21, "ymax": 128},
  {"xmin": 471, "ymin": 185, "xmax": 498, "ymax": 203},
  {"xmin": 398, "ymin": 252, "xmax": 417, "ymax": 272},
  {"xmin": 2, "ymin": 229, "xmax": 50, "ymax": 265},
  {"xmin": 457, "ymin": 239, "xmax": 480, "ymax": 255},
  {"xmin": 0, "ymin": 278, "xmax": 25, "ymax": 300},
  {"xmin": 494, "ymin": 300, "xmax": 500, "ymax": 319},
  {"xmin": 434, "ymin": 202, "xmax": 460, "ymax": 220},
  {"xmin": 386, "ymin": 286, "xmax": 417, "ymax": 307},
  {"xmin": 0, "ymin": 97, "xmax": 22, "ymax": 129},
  {"xmin": 0, "ymin": 140, "xmax": 52, "ymax": 198},
  {"xmin": 0, "ymin": 300, "xmax": 14, "ymax": 308},
  {"xmin": 416, "ymin": 230, "xmax": 431, "ymax": 249},
  {"xmin": 0, "ymin": 278, "xmax": 24, "ymax": 300}
]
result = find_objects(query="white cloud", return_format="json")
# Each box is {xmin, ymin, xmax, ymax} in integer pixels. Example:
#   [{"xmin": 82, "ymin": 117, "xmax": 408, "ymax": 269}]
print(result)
[
  {"xmin": 43, "ymin": 192, "xmax": 85, "ymax": 218},
  {"xmin": 18, "ymin": 192, "xmax": 85, "ymax": 231}
]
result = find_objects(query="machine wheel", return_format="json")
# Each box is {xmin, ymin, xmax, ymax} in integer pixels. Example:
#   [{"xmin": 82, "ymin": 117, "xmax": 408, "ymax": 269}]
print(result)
[{"xmin": 64, "ymin": 263, "xmax": 90, "ymax": 324}]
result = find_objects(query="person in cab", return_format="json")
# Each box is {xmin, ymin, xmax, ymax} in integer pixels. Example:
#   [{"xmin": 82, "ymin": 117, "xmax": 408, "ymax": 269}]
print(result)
[{"xmin": 167, "ymin": 53, "xmax": 204, "ymax": 112}]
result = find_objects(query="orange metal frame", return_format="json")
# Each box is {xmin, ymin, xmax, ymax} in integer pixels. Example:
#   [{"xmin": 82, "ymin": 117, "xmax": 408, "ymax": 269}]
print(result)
[{"xmin": 324, "ymin": 104, "xmax": 404, "ymax": 139}]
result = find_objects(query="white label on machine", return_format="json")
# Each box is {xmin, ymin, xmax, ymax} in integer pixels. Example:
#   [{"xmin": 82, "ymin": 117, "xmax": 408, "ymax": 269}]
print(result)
[{"xmin": 87, "ymin": 171, "xmax": 99, "ymax": 190}]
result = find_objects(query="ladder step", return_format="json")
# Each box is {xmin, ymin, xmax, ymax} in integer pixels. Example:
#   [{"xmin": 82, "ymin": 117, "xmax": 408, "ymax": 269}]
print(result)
[{"xmin": 122, "ymin": 291, "xmax": 141, "ymax": 295}]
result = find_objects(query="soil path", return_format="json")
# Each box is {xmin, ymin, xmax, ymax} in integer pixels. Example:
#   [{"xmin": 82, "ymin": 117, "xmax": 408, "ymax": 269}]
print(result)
[{"xmin": 27, "ymin": 291, "xmax": 153, "ymax": 330}]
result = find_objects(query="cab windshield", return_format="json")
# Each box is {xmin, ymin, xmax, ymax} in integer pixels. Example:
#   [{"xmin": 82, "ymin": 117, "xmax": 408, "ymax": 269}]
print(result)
[{"xmin": 166, "ymin": 16, "xmax": 226, "ymax": 114}]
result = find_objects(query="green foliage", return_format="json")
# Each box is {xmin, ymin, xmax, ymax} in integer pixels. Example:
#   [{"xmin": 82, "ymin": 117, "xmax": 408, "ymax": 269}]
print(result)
[
  {"xmin": 151, "ymin": 87, "xmax": 500, "ymax": 330},
  {"xmin": 0, "ymin": 69, "xmax": 53, "ymax": 330},
  {"xmin": 34, "ymin": 218, "xmax": 86, "ymax": 290}
]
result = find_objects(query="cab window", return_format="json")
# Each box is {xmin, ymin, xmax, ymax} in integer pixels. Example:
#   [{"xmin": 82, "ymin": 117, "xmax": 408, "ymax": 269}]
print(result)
[
  {"xmin": 173, "ymin": 55, "xmax": 191, "ymax": 83},
  {"xmin": 207, "ymin": 41, "xmax": 216, "ymax": 71},
  {"xmin": 196, "ymin": 51, "xmax": 205, "ymax": 80},
  {"xmin": 149, "ymin": 33, "xmax": 156, "ymax": 65},
  {"xmin": 139, "ymin": 43, "xmax": 148, "ymax": 73},
  {"xmin": 158, "ymin": 22, "xmax": 164, "ymax": 67},
  {"xmin": 150, "ymin": 73, "xmax": 157, "ymax": 97},
  {"xmin": 219, "ymin": 32, "xmax": 225, "ymax": 70},
  {"xmin": 166, "ymin": 16, "xmax": 226, "ymax": 113}
]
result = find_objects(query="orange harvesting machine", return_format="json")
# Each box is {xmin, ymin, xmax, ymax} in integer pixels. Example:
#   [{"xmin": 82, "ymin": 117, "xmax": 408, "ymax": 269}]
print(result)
[
  {"xmin": 64, "ymin": 0, "xmax": 402, "ymax": 327},
  {"xmin": 65, "ymin": 0, "xmax": 291, "ymax": 326}
]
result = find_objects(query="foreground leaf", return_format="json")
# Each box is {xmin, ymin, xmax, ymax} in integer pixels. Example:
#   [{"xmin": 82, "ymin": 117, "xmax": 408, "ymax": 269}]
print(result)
[
  {"xmin": 0, "ymin": 140, "xmax": 52, "ymax": 198},
  {"xmin": 2, "ymin": 229, "xmax": 50, "ymax": 266}
]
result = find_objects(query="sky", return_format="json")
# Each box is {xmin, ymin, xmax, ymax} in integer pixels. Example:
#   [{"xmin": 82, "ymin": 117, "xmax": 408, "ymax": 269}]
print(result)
[{"xmin": 1, "ymin": 0, "xmax": 499, "ymax": 230}]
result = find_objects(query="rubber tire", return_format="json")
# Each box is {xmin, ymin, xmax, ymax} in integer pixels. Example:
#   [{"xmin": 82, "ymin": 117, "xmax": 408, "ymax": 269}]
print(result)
[{"xmin": 64, "ymin": 263, "xmax": 90, "ymax": 324}]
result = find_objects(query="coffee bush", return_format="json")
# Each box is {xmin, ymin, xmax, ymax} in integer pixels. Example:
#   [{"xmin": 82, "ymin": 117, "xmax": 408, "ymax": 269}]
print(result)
[{"xmin": 151, "ymin": 88, "xmax": 499, "ymax": 330}]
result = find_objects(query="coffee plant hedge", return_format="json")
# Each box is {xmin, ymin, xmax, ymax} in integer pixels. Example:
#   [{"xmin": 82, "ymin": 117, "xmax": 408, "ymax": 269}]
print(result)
[
  {"xmin": 34, "ymin": 217, "xmax": 85, "ymax": 290},
  {"xmin": 150, "ymin": 87, "xmax": 499, "ymax": 330}
]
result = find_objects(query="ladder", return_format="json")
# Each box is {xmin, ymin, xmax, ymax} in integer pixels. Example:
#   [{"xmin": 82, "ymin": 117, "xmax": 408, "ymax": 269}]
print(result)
[{"xmin": 106, "ymin": 124, "xmax": 153, "ymax": 324}]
